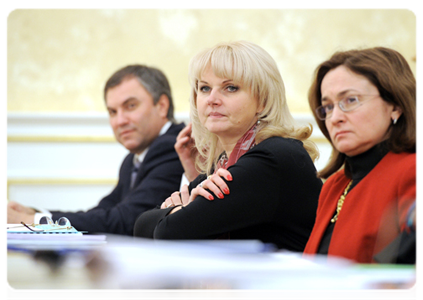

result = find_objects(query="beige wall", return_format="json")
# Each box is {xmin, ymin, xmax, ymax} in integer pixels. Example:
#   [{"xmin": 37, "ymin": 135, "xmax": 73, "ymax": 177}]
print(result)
[{"xmin": 7, "ymin": 9, "xmax": 416, "ymax": 114}]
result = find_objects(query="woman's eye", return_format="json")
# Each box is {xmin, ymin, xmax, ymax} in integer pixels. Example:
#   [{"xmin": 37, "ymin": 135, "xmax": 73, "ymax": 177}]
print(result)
[
  {"xmin": 199, "ymin": 86, "xmax": 210, "ymax": 93},
  {"xmin": 324, "ymin": 104, "xmax": 334, "ymax": 112},
  {"xmin": 346, "ymin": 96, "xmax": 359, "ymax": 104},
  {"xmin": 226, "ymin": 85, "xmax": 238, "ymax": 92}
]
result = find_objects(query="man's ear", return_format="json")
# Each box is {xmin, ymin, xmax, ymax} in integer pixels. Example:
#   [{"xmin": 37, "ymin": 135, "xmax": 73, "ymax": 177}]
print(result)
[{"xmin": 156, "ymin": 94, "xmax": 170, "ymax": 119}]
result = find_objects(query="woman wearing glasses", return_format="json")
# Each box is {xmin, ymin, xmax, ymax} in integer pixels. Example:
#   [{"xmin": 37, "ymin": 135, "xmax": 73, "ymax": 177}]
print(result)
[{"xmin": 303, "ymin": 47, "xmax": 416, "ymax": 263}]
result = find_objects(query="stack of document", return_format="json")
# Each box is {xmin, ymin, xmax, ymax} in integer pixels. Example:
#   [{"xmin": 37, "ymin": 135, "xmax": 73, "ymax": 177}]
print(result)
[
  {"xmin": 7, "ymin": 223, "xmax": 82, "ymax": 234},
  {"xmin": 7, "ymin": 223, "xmax": 106, "ymax": 252}
]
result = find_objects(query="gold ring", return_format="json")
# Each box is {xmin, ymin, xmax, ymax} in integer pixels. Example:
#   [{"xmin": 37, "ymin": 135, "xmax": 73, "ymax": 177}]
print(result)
[{"xmin": 207, "ymin": 175, "xmax": 212, "ymax": 180}]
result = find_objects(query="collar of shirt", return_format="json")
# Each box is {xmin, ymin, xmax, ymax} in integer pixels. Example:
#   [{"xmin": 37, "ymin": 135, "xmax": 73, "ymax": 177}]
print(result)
[
  {"xmin": 160, "ymin": 121, "xmax": 172, "ymax": 136},
  {"xmin": 133, "ymin": 121, "xmax": 172, "ymax": 165}
]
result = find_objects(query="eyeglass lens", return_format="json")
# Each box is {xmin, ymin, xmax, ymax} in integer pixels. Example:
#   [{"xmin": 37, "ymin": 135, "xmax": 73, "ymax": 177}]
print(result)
[
  {"xmin": 39, "ymin": 216, "xmax": 71, "ymax": 227},
  {"xmin": 316, "ymin": 97, "xmax": 360, "ymax": 120},
  {"xmin": 39, "ymin": 216, "xmax": 54, "ymax": 225},
  {"xmin": 57, "ymin": 217, "xmax": 71, "ymax": 226}
]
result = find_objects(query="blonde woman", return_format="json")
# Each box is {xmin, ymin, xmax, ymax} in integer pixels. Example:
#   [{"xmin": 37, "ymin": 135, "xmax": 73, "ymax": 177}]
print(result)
[{"xmin": 134, "ymin": 41, "xmax": 322, "ymax": 251}]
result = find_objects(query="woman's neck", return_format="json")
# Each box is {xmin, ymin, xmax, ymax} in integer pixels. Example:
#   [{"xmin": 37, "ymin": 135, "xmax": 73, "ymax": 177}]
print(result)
[
  {"xmin": 219, "ymin": 119, "xmax": 259, "ymax": 158},
  {"xmin": 218, "ymin": 132, "xmax": 248, "ymax": 158},
  {"xmin": 345, "ymin": 142, "xmax": 389, "ymax": 189},
  {"xmin": 220, "ymin": 141, "xmax": 237, "ymax": 158},
  {"xmin": 216, "ymin": 123, "xmax": 258, "ymax": 169}
]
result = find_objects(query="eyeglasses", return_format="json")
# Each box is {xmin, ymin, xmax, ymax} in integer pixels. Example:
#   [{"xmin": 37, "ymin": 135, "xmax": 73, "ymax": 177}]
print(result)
[
  {"xmin": 39, "ymin": 216, "xmax": 71, "ymax": 227},
  {"xmin": 22, "ymin": 216, "xmax": 72, "ymax": 232},
  {"xmin": 10, "ymin": 216, "xmax": 73, "ymax": 233},
  {"xmin": 315, "ymin": 94, "xmax": 380, "ymax": 120}
]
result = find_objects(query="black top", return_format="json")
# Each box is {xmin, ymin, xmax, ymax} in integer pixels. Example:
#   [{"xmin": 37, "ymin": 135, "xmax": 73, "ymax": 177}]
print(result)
[
  {"xmin": 317, "ymin": 143, "xmax": 389, "ymax": 254},
  {"xmin": 134, "ymin": 136, "xmax": 322, "ymax": 251}
]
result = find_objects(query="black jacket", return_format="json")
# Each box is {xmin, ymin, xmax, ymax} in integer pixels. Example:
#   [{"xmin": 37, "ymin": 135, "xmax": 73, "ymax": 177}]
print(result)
[{"xmin": 134, "ymin": 136, "xmax": 322, "ymax": 251}]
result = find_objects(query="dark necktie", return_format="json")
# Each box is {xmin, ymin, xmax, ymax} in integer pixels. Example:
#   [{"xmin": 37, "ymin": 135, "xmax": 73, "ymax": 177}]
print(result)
[{"xmin": 130, "ymin": 161, "xmax": 141, "ymax": 189}]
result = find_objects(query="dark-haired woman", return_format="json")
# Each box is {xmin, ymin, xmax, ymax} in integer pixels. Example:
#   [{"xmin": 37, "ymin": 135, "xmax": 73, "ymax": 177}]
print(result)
[{"xmin": 303, "ymin": 47, "xmax": 416, "ymax": 263}]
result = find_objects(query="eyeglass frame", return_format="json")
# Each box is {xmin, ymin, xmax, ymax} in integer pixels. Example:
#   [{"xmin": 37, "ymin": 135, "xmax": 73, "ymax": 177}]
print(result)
[
  {"xmin": 17, "ymin": 216, "xmax": 73, "ymax": 232},
  {"xmin": 39, "ymin": 216, "xmax": 71, "ymax": 227},
  {"xmin": 315, "ymin": 94, "xmax": 381, "ymax": 120}
]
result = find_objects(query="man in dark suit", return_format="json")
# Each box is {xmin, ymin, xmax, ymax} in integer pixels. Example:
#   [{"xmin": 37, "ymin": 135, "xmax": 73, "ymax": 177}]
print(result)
[{"xmin": 7, "ymin": 65, "xmax": 185, "ymax": 236}]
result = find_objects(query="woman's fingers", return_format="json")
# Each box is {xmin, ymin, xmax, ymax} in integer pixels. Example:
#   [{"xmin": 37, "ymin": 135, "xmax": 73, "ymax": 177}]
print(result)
[
  {"xmin": 178, "ymin": 123, "xmax": 192, "ymax": 138},
  {"xmin": 207, "ymin": 169, "xmax": 233, "ymax": 196},
  {"xmin": 175, "ymin": 135, "xmax": 190, "ymax": 151},
  {"xmin": 175, "ymin": 168, "xmax": 234, "ymax": 204},
  {"xmin": 161, "ymin": 191, "xmax": 184, "ymax": 209},
  {"xmin": 189, "ymin": 185, "xmax": 215, "ymax": 202},
  {"xmin": 175, "ymin": 124, "xmax": 193, "ymax": 149},
  {"xmin": 170, "ymin": 191, "xmax": 183, "ymax": 206},
  {"xmin": 215, "ymin": 168, "xmax": 233, "ymax": 182},
  {"xmin": 190, "ymin": 169, "xmax": 234, "ymax": 201},
  {"xmin": 203, "ymin": 177, "xmax": 225, "ymax": 199},
  {"xmin": 161, "ymin": 197, "xmax": 174, "ymax": 209},
  {"xmin": 180, "ymin": 184, "xmax": 190, "ymax": 205}
]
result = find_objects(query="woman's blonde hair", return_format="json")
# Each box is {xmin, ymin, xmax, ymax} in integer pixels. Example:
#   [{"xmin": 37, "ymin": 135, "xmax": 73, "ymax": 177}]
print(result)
[{"xmin": 189, "ymin": 41, "xmax": 319, "ymax": 175}]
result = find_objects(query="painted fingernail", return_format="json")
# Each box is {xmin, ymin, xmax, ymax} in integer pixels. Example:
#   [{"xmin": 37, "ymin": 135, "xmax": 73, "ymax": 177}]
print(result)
[
  {"xmin": 223, "ymin": 188, "xmax": 230, "ymax": 194},
  {"xmin": 208, "ymin": 195, "xmax": 214, "ymax": 200},
  {"xmin": 227, "ymin": 175, "xmax": 233, "ymax": 181},
  {"xmin": 218, "ymin": 193, "xmax": 224, "ymax": 199}
]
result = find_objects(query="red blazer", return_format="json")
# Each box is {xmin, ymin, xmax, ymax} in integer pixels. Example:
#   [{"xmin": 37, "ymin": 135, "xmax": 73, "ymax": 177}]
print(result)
[{"xmin": 304, "ymin": 152, "xmax": 416, "ymax": 263}]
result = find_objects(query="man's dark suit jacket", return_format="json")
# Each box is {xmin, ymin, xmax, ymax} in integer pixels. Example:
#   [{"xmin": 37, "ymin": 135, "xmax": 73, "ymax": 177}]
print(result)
[{"xmin": 51, "ymin": 122, "xmax": 185, "ymax": 236}]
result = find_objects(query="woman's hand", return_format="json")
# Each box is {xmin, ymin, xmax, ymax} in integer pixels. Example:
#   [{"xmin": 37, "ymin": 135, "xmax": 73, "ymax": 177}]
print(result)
[
  {"xmin": 190, "ymin": 168, "xmax": 233, "ymax": 201},
  {"xmin": 160, "ymin": 168, "xmax": 233, "ymax": 214},
  {"xmin": 174, "ymin": 123, "xmax": 200, "ymax": 182},
  {"xmin": 160, "ymin": 184, "xmax": 191, "ymax": 214}
]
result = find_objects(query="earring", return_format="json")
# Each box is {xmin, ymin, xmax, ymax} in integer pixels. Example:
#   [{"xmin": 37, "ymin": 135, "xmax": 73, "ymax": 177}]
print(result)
[
  {"xmin": 257, "ymin": 119, "xmax": 261, "ymax": 125},
  {"xmin": 393, "ymin": 118, "xmax": 398, "ymax": 125}
]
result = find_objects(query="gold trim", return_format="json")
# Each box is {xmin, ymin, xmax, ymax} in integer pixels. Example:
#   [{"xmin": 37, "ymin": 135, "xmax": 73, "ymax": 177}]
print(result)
[
  {"xmin": 7, "ymin": 178, "xmax": 117, "ymax": 201},
  {"xmin": 7, "ymin": 136, "xmax": 116, "ymax": 143}
]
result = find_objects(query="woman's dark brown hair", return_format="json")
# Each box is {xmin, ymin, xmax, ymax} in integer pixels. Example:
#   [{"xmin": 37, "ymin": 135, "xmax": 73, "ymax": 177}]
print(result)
[{"xmin": 308, "ymin": 47, "xmax": 416, "ymax": 179}]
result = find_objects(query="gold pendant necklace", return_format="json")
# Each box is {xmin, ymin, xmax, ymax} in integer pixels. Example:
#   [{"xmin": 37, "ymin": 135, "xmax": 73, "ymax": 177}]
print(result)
[{"xmin": 331, "ymin": 180, "xmax": 353, "ymax": 223}]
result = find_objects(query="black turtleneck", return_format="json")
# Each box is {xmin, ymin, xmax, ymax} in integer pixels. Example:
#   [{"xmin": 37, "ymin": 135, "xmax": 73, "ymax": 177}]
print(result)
[{"xmin": 317, "ymin": 142, "xmax": 389, "ymax": 255}]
